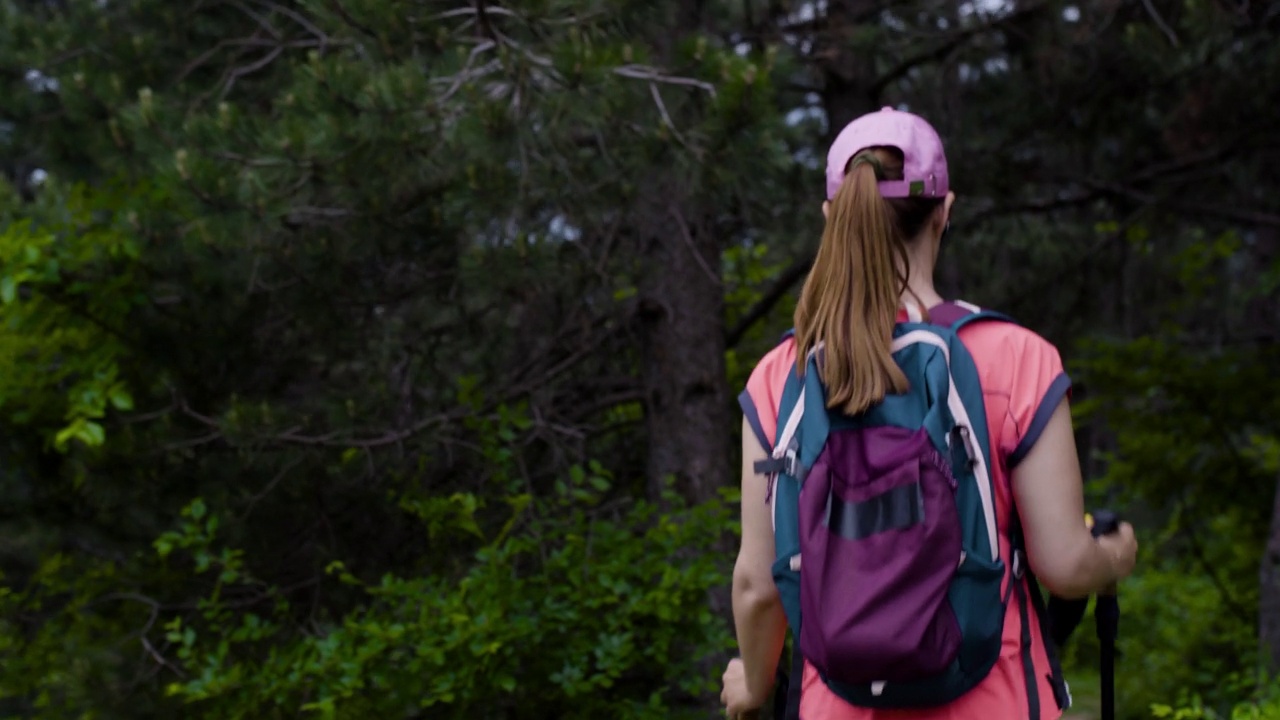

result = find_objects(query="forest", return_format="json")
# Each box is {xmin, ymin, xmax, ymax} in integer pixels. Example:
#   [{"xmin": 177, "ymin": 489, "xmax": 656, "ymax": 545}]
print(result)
[{"xmin": 1, "ymin": 0, "xmax": 1278, "ymax": 718}]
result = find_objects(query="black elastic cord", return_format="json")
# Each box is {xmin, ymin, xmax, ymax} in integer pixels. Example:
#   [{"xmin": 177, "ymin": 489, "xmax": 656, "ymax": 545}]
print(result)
[{"xmin": 784, "ymin": 637, "xmax": 803, "ymax": 720}]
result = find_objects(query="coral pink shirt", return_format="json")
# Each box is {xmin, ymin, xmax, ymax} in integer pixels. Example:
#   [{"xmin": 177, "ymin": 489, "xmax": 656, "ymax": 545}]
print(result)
[{"xmin": 739, "ymin": 304, "xmax": 1072, "ymax": 720}]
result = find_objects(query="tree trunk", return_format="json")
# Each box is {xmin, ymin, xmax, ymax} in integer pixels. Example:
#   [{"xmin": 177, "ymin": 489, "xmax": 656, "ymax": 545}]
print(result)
[
  {"xmin": 1254, "ymin": 224, "xmax": 1280, "ymax": 672},
  {"xmin": 638, "ymin": 193, "xmax": 733, "ymax": 505},
  {"xmin": 819, "ymin": 0, "xmax": 880, "ymax": 141},
  {"xmin": 1260, "ymin": 473, "xmax": 1280, "ymax": 672},
  {"xmin": 636, "ymin": 0, "xmax": 733, "ymax": 507}
]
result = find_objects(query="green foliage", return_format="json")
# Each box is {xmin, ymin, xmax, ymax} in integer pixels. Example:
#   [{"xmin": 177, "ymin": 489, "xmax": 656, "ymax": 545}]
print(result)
[
  {"xmin": 1072, "ymin": 335, "xmax": 1280, "ymax": 522},
  {"xmin": 0, "ymin": 180, "xmax": 141, "ymax": 451},
  {"xmin": 1152, "ymin": 675, "xmax": 1280, "ymax": 719},
  {"xmin": 145, "ymin": 477, "xmax": 733, "ymax": 719},
  {"xmin": 723, "ymin": 240, "xmax": 797, "ymax": 391},
  {"xmin": 0, "ymin": 461, "xmax": 734, "ymax": 720},
  {"xmin": 1062, "ymin": 233, "xmax": 1280, "ymax": 718},
  {"xmin": 1056, "ymin": 543, "xmax": 1261, "ymax": 719},
  {"xmin": 0, "ymin": 553, "xmax": 124, "ymax": 716},
  {"xmin": 1117, "ymin": 556, "xmax": 1258, "ymax": 716}
]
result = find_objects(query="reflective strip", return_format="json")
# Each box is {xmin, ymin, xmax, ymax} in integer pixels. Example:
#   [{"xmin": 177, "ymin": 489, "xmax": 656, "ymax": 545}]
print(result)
[
  {"xmin": 775, "ymin": 395, "xmax": 806, "ymax": 463},
  {"xmin": 904, "ymin": 302, "xmax": 923, "ymax": 322},
  {"xmin": 769, "ymin": 386, "xmax": 806, "ymax": 534},
  {"xmin": 890, "ymin": 330, "xmax": 999, "ymax": 561},
  {"xmin": 825, "ymin": 481, "xmax": 925, "ymax": 541},
  {"xmin": 954, "ymin": 299, "xmax": 982, "ymax": 313},
  {"xmin": 768, "ymin": 345, "xmax": 822, "ymax": 530}
]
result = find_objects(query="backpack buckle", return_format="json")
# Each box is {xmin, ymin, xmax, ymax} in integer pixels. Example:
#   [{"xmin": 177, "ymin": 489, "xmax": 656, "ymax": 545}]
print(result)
[
  {"xmin": 948, "ymin": 426, "xmax": 973, "ymax": 475},
  {"xmin": 949, "ymin": 425, "xmax": 979, "ymax": 472},
  {"xmin": 781, "ymin": 446, "xmax": 800, "ymax": 476},
  {"xmin": 1012, "ymin": 549, "xmax": 1026, "ymax": 580},
  {"xmin": 757, "ymin": 442, "xmax": 801, "ymax": 504},
  {"xmin": 753, "ymin": 446, "xmax": 801, "ymax": 478},
  {"xmin": 775, "ymin": 435, "xmax": 801, "ymax": 476}
]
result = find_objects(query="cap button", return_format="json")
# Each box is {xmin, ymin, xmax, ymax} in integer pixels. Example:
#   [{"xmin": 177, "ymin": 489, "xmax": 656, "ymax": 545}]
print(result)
[{"xmin": 881, "ymin": 106, "xmax": 895, "ymax": 112}]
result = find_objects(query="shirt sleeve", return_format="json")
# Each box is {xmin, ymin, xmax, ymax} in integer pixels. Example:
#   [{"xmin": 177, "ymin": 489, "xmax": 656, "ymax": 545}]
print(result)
[
  {"xmin": 738, "ymin": 338, "xmax": 797, "ymax": 454},
  {"xmin": 1001, "ymin": 331, "xmax": 1073, "ymax": 468}
]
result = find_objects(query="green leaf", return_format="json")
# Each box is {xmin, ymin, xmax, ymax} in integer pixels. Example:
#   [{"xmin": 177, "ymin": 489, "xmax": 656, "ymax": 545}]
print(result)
[
  {"xmin": 77, "ymin": 420, "xmax": 105, "ymax": 446},
  {"xmin": 107, "ymin": 384, "xmax": 134, "ymax": 411}
]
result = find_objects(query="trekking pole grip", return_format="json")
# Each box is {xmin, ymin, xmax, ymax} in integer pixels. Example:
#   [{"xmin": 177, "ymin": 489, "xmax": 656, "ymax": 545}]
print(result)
[
  {"xmin": 1088, "ymin": 509, "xmax": 1120, "ymax": 538},
  {"xmin": 1088, "ymin": 509, "xmax": 1121, "ymax": 596}
]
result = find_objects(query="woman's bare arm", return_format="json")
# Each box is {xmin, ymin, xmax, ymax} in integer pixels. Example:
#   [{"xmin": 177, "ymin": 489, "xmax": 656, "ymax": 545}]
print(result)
[
  {"xmin": 1011, "ymin": 397, "xmax": 1137, "ymax": 598},
  {"xmin": 731, "ymin": 416, "xmax": 789, "ymax": 705}
]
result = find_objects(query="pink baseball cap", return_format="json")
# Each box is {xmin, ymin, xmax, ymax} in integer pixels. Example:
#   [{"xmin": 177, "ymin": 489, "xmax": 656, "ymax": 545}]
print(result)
[{"xmin": 825, "ymin": 106, "xmax": 949, "ymax": 200}]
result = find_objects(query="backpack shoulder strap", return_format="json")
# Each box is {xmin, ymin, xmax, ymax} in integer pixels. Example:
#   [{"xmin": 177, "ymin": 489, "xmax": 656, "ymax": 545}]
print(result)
[
  {"xmin": 753, "ymin": 364, "xmax": 805, "ymax": 492},
  {"xmin": 927, "ymin": 299, "xmax": 1018, "ymax": 332},
  {"xmin": 932, "ymin": 300, "xmax": 1069, "ymax": 711},
  {"xmin": 1010, "ymin": 502, "xmax": 1074, "ymax": 714}
]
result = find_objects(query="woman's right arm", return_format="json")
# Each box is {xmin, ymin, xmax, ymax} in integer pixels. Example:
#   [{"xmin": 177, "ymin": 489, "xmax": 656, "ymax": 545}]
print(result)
[
  {"xmin": 1011, "ymin": 397, "xmax": 1138, "ymax": 599},
  {"xmin": 730, "ymin": 416, "xmax": 788, "ymax": 706}
]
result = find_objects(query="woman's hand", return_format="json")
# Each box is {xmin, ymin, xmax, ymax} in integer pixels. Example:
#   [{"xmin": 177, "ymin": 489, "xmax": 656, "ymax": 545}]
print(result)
[
  {"xmin": 1096, "ymin": 520, "xmax": 1138, "ymax": 584},
  {"xmin": 720, "ymin": 657, "xmax": 767, "ymax": 717}
]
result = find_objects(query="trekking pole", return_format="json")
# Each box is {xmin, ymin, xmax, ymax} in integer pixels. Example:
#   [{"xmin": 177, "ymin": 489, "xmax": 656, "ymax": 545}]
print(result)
[{"xmin": 1089, "ymin": 510, "xmax": 1121, "ymax": 720}]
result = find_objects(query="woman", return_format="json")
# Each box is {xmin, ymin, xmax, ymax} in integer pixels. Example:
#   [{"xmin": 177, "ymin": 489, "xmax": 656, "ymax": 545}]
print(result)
[{"xmin": 721, "ymin": 107, "xmax": 1138, "ymax": 719}]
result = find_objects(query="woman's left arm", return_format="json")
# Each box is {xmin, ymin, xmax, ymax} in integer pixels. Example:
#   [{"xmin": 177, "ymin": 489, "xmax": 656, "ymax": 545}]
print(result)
[{"xmin": 728, "ymin": 415, "xmax": 789, "ymax": 708}]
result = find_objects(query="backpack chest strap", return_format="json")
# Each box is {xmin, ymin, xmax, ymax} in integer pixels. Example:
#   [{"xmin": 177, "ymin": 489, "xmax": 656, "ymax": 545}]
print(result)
[{"xmin": 754, "ymin": 453, "xmax": 800, "ymax": 478}]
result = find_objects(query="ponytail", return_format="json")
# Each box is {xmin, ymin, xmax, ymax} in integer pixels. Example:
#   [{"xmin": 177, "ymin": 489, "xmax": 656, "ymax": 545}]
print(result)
[{"xmin": 793, "ymin": 148, "xmax": 911, "ymax": 415}]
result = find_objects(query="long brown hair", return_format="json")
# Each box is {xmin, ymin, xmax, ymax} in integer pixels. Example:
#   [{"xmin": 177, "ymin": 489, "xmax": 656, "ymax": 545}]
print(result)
[{"xmin": 793, "ymin": 146, "xmax": 944, "ymax": 415}]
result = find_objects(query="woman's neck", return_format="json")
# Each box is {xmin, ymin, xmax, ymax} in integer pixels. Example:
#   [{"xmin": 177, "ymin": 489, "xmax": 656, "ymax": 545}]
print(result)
[
  {"xmin": 901, "ymin": 241, "xmax": 944, "ymax": 311},
  {"xmin": 901, "ymin": 269, "xmax": 944, "ymax": 313},
  {"xmin": 904, "ymin": 285, "xmax": 944, "ymax": 308}
]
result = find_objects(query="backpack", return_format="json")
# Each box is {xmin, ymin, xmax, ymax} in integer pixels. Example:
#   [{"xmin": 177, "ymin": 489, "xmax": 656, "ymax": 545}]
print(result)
[{"xmin": 756, "ymin": 301, "xmax": 1070, "ymax": 716}]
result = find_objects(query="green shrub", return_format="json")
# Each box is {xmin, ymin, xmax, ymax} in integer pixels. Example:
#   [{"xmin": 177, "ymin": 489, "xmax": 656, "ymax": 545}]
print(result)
[
  {"xmin": 1057, "ymin": 549, "xmax": 1257, "ymax": 719},
  {"xmin": 147, "ymin": 471, "xmax": 736, "ymax": 719},
  {"xmin": 1152, "ymin": 674, "xmax": 1280, "ymax": 719}
]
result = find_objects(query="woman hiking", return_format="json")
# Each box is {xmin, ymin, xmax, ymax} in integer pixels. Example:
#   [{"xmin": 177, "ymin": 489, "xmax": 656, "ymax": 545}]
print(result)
[{"xmin": 721, "ymin": 107, "xmax": 1139, "ymax": 719}]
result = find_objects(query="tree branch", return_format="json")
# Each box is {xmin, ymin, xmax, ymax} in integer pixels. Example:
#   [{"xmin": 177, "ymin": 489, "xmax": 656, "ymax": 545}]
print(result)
[
  {"xmin": 725, "ymin": 255, "xmax": 811, "ymax": 348},
  {"xmin": 1141, "ymin": 0, "xmax": 1181, "ymax": 47},
  {"xmin": 1092, "ymin": 181, "xmax": 1280, "ymax": 228},
  {"xmin": 870, "ymin": 1, "xmax": 1050, "ymax": 94},
  {"xmin": 954, "ymin": 190, "xmax": 1106, "ymax": 230}
]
